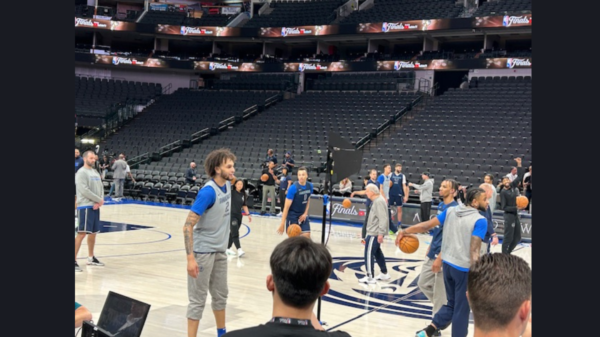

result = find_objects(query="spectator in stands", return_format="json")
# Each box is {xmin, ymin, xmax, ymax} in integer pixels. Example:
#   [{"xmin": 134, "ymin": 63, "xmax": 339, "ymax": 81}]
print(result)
[
  {"xmin": 483, "ymin": 173, "xmax": 498, "ymax": 213},
  {"xmin": 75, "ymin": 301, "xmax": 92, "ymax": 328},
  {"xmin": 505, "ymin": 166, "xmax": 518, "ymax": 183},
  {"xmin": 467, "ymin": 253, "xmax": 532, "ymax": 337},
  {"xmin": 99, "ymin": 154, "xmax": 110, "ymax": 180},
  {"xmin": 265, "ymin": 149, "xmax": 277, "ymax": 166},
  {"xmin": 282, "ymin": 152, "xmax": 295, "ymax": 173},
  {"xmin": 186, "ymin": 161, "xmax": 198, "ymax": 185},
  {"xmin": 260, "ymin": 161, "xmax": 279, "ymax": 215},
  {"xmin": 111, "ymin": 154, "xmax": 128, "ymax": 199},
  {"xmin": 338, "ymin": 177, "xmax": 352, "ymax": 196},
  {"xmin": 409, "ymin": 172, "xmax": 434, "ymax": 222}
]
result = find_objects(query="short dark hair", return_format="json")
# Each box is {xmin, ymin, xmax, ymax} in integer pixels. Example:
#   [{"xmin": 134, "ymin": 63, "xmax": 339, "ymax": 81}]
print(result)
[
  {"xmin": 484, "ymin": 173, "xmax": 494, "ymax": 181},
  {"xmin": 297, "ymin": 166, "xmax": 307, "ymax": 174},
  {"xmin": 444, "ymin": 179, "xmax": 458, "ymax": 192},
  {"xmin": 82, "ymin": 150, "xmax": 95, "ymax": 159},
  {"xmin": 465, "ymin": 187, "xmax": 486, "ymax": 206},
  {"xmin": 270, "ymin": 236, "xmax": 332, "ymax": 309},
  {"xmin": 468, "ymin": 253, "xmax": 531, "ymax": 331},
  {"xmin": 395, "ymin": 163, "xmax": 402, "ymax": 167},
  {"xmin": 204, "ymin": 148, "xmax": 236, "ymax": 177},
  {"xmin": 383, "ymin": 164, "xmax": 391, "ymax": 169}
]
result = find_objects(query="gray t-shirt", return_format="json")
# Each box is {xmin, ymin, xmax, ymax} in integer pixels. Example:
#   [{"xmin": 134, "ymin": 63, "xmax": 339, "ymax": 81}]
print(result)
[
  {"xmin": 193, "ymin": 180, "xmax": 231, "ymax": 253},
  {"xmin": 76, "ymin": 167, "xmax": 104, "ymax": 207}
]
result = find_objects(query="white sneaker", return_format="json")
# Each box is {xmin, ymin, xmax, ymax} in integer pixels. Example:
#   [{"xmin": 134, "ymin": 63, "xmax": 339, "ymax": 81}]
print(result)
[
  {"xmin": 375, "ymin": 273, "xmax": 391, "ymax": 281},
  {"xmin": 358, "ymin": 276, "xmax": 376, "ymax": 284},
  {"xmin": 226, "ymin": 249, "xmax": 236, "ymax": 256},
  {"xmin": 237, "ymin": 248, "xmax": 245, "ymax": 258}
]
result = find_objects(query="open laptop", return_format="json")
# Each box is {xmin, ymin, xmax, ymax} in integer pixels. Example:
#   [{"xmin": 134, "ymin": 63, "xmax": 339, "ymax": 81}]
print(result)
[{"xmin": 82, "ymin": 291, "xmax": 151, "ymax": 337}]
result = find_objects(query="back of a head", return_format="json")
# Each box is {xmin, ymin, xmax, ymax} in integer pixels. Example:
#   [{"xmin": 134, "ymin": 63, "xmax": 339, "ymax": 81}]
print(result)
[
  {"xmin": 468, "ymin": 253, "xmax": 531, "ymax": 332},
  {"xmin": 270, "ymin": 236, "xmax": 332, "ymax": 309}
]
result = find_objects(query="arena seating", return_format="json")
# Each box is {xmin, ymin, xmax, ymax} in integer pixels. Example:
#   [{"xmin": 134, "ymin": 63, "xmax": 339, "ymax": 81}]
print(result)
[
  {"xmin": 472, "ymin": 0, "xmax": 531, "ymax": 17},
  {"xmin": 359, "ymin": 75, "xmax": 531, "ymax": 195},
  {"xmin": 75, "ymin": 76, "xmax": 162, "ymax": 117},
  {"xmin": 244, "ymin": 0, "xmax": 346, "ymax": 28},
  {"xmin": 308, "ymin": 71, "xmax": 414, "ymax": 91},
  {"xmin": 340, "ymin": 0, "xmax": 463, "ymax": 25},
  {"xmin": 100, "ymin": 89, "xmax": 275, "ymax": 159},
  {"xmin": 183, "ymin": 14, "xmax": 234, "ymax": 27},
  {"xmin": 212, "ymin": 74, "xmax": 297, "ymax": 91}
]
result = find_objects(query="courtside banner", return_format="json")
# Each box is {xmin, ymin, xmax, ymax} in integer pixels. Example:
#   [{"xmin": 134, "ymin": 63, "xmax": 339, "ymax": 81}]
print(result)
[
  {"xmin": 157, "ymin": 24, "xmax": 241, "ymax": 37},
  {"xmin": 259, "ymin": 25, "xmax": 340, "ymax": 38},
  {"xmin": 75, "ymin": 17, "xmax": 136, "ymax": 31},
  {"xmin": 193, "ymin": 61, "xmax": 264, "ymax": 72},
  {"xmin": 283, "ymin": 61, "xmax": 351, "ymax": 72},
  {"xmin": 473, "ymin": 14, "xmax": 532, "ymax": 28},
  {"xmin": 94, "ymin": 55, "xmax": 169, "ymax": 68},
  {"xmin": 307, "ymin": 196, "xmax": 531, "ymax": 240}
]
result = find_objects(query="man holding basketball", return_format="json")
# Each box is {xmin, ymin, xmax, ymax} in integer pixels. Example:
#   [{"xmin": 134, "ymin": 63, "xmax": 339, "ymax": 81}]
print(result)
[
  {"xmin": 416, "ymin": 179, "xmax": 459, "ymax": 336},
  {"xmin": 396, "ymin": 188, "xmax": 488, "ymax": 337},
  {"xmin": 359, "ymin": 184, "xmax": 390, "ymax": 284},
  {"xmin": 182, "ymin": 148, "xmax": 236, "ymax": 337},
  {"xmin": 260, "ymin": 161, "xmax": 279, "ymax": 216},
  {"xmin": 277, "ymin": 167, "xmax": 313, "ymax": 238}
]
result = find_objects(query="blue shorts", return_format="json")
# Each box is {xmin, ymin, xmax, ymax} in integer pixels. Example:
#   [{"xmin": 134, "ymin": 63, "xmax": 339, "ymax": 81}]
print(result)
[
  {"xmin": 389, "ymin": 195, "xmax": 404, "ymax": 207},
  {"xmin": 286, "ymin": 214, "xmax": 310, "ymax": 233},
  {"xmin": 77, "ymin": 207, "xmax": 102, "ymax": 234}
]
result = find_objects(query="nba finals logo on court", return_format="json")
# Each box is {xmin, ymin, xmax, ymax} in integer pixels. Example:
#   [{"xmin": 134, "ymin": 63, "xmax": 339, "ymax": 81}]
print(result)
[{"xmin": 323, "ymin": 256, "xmax": 433, "ymax": 319}]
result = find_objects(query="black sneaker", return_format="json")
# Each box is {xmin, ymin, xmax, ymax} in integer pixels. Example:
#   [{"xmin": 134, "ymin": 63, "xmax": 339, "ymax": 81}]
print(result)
[
  {"xmin": 433, "ymin": 329, "xmax": 441, "ymax": 337},
  {"xmin": 75, "ymin": 261, "xmax": 82, "ymax": 272},
  {"xmin": 87, "ymin": 256, "xmax": 105, "ymax": 266}
]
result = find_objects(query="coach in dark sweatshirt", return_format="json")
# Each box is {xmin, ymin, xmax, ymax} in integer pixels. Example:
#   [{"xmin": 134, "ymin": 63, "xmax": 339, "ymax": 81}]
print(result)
[{"xmin": 500, "ymin": 157, "xmax": 524, "ymax": 254}]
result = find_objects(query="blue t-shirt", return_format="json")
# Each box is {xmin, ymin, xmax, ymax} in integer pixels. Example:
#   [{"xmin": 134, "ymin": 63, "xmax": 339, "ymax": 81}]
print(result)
[
  {"xmin": 286, "ymin": 181, "xmax": 313, "ymax": 216},
  {"xmin": 480, "ymin": 205, "xmax": 495, "ymax": 242},
  {"xmin": 279, "ymin": 174, "xmax": 291, "ymax": 190},
  {"xmin": 283, "ymin": 157, "xmax": 295, "ymax": 169},
  {"xmin": 75, "ymin": 156, "xmax": 84, "ymax": 174},
  {"xmin": 436, "ymin": 208, "xmax": 487, "ymax": 272},
  {"xmin": 190, "ymin": 180, "xmax": 227, "ymax": 216},
  {"xmin": 426, "ymin": 200, "xmax": 459, "ymax": 260},
  {"xmin": 365, "ymin": 179, "xmax": 380, "ymax": 207}
]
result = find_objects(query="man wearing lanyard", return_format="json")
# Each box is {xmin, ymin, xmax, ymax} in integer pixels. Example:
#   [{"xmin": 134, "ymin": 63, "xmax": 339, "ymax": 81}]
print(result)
[{"xmin": 223, "ymin": 236, "xmax": 352, "ymax": 337}]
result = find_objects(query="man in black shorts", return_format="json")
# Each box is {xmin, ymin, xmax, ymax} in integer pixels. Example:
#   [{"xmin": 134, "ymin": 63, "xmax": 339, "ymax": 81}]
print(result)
[{"xmin": 223, "ymin": 236, "xmax": 352, "ymax": 337}]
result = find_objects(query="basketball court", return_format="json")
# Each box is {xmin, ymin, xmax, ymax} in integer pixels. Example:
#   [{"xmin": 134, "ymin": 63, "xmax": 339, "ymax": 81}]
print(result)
[{"xmin": 75, "ymin": 200, "xmax": 532, "ymax": 337}]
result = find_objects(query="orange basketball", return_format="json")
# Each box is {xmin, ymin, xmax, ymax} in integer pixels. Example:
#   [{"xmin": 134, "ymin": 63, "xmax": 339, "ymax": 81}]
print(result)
[
  {"xmin": 261, "ymin": 173, "xmax": 269, "ymax": 182},
  {"xmin": 342, "ymin": 198, "xmax": 352, "ymax": 208},
  {"xmin": 287, "ymin": 224, "xmax": 302, "ymax": 237},
  {"xmin": 398, "ymin": 234, "xmax": 419, "ymax": 254},
  {"xmin": 516, "ymin": 195, "xmax": 529, "ymax": 209}
]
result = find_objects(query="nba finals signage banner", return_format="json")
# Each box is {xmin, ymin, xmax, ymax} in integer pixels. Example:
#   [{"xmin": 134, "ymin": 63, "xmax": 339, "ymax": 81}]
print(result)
[
  {"xmin": 193, "ymin": 61, "xmax": 264, "ymax": 72},
  {"xmin": 259, "ymin": 25, "xmax": 340, "ymax": 38},
  {"xmin": 473, "ymin": 14, "xmax": 532, "ymax": 28},
  {"xmin": 357, "ymin": 15, "xmax": 530, "ymax": 34},
  {"xmin": 75, "ymin": 17, "xmax": 136, "ymax": 31},
  {"xmin": 377, "ymin": 58, "xmax": 531, "ymax": 71},
  {"xmin": 94, "ymin": 55, "xmax": 168, "ymax": 68},
  {"xmin": 156, "ymin": 24, "xmax": 241, "ymax": 37},
  {"xmin": 283, "ymin": 61, "xmax": 350, "ymax": 72},
  {"xmin": 308, "ymin": 196, "xmax": 532, "ymax": 240}
]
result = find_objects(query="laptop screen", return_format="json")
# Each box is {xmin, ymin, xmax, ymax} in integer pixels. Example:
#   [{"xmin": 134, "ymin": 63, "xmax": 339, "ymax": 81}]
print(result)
[{"xmin": 96, "ymin": 291, "xmax": 151, "ymax": 337}]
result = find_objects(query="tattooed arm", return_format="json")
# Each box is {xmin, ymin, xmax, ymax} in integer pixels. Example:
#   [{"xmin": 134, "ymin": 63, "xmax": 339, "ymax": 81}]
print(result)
[
  {"xmin": 184, "ymin": 211, "xmax": 201, "ymax": 278},
  {"xmin": 470, "ymin": 236, "xmax": 482, "ymax": 266}
]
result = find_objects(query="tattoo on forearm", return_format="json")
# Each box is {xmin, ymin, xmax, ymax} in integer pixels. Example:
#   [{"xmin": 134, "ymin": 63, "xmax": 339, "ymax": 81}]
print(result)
[
  {"xmin": 471, "ymin": 236, "xmax": 482, "ymax": 264},
  {"xmin": 184, "ymin": 212, "xmax": 200, "ymax": 255}
]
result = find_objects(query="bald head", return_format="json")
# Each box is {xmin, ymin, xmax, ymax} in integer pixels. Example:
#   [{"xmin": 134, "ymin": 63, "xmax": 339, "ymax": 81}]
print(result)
[{"xmin": 479, "ymin": 183, "xmax": 493, "ymax": 200}]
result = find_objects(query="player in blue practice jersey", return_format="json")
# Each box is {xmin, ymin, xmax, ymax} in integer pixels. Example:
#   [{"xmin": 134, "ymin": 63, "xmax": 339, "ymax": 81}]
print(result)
[{"xmin": 277, "ymin": 167, "xmax": 314, "ymax": 238}]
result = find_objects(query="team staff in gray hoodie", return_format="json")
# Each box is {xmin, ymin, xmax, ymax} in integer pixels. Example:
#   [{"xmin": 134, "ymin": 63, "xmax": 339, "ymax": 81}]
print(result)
[
  {"xmin": 409, "ymin": 172, "xmax": 434, "ymax": 222},
  {"xmin": 397, "ymin": 188, "xmax": 488, "ymax": 337}
]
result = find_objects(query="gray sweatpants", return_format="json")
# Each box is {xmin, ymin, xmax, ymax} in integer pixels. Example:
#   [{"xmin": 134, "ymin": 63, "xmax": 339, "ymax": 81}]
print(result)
[
  {"xmin": 417, "ymin": 257, "xmax": 447, "ymax": 316},
  {"xmin": 187, "ymin": 252, "xmax": 228, "ymax": 321},
  {"xmin": 261, "ymin": 185, "xmax": 276, "ymax": 212}
]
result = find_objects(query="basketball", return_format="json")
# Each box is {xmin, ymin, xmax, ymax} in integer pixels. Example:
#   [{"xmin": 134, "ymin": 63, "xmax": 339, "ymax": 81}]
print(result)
[
  {"xmin": 516, "ymin": 195, "xmax": 529, "ymax": 209},
  {"xmin": 287, "ymin": 224, "xmax": 302, "ymax": 237},
  {"xmin": 342, "ymin": 198, "xmax": 352, "ymax": 208},
  {"xmin": 398, "ymin": 234, "xmax": 419, "ymax": 254},
  {"xmin": 261, "ymin": 173, "xmax": 269, "ymax": 182},
  {"xmin": 389, "ymin": 180, "xmax": 393, "ymax": 187}
]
